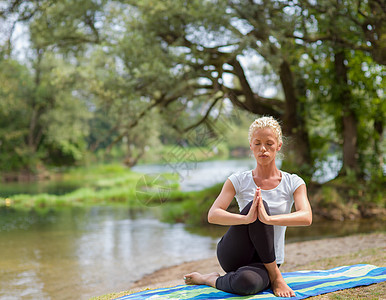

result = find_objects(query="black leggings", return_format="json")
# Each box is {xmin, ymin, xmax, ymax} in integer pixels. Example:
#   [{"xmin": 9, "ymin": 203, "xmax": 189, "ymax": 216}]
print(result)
[{"xmin": 215, "ymin": 201, "xmax": 276, "ymax": 295}]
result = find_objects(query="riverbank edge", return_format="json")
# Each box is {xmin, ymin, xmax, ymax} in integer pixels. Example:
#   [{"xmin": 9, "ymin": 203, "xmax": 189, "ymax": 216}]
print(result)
[{"xmin": 91, "ymin": 232, "xmax": 386, "ymax": 300}]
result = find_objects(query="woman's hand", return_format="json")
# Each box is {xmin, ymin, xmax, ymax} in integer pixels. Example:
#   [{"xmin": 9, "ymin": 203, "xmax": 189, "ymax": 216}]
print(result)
[
  {"xmin": 256, "ymin": 187, "xmax": 272, "ymax": 224},
  {"xmin": 244, "ymin": 188, "xmax": 259, "ymax": 224}
]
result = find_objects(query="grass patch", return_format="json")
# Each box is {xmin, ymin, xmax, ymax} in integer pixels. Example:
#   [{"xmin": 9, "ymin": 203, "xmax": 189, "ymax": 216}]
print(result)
[
  {"xmin": 157, "ymin": 182, "xmax": 233, "ymax": 225},
  {"xmin": 0, "ymin": 164, "xmax": 179, "ymax": 210}
]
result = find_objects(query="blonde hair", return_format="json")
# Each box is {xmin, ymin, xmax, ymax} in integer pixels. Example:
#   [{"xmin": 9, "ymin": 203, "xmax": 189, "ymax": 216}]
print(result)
[{"xmin": 248, "ymin": 116, "xmax": 283, "ymax": 144}]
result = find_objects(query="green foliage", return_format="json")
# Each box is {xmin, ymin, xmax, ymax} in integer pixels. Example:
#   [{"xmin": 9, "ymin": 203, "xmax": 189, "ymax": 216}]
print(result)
[
  {"xmin": 0, "ymin": 164, "xmax": 180, "ymax": 209},
  {"xmin": 0, "ymin": 53, "xmax": 91, "ymax": 173},
  {"xmin": 0, "ymin": 59, "xmax": 35, "ymax": 171},
  {"xmin": 160, "ymin": 183, "xmax": 225, "ymax": 225},
  {"xmin": 28, "ymin": 0, "xmax": 104, "ymax": 51}
]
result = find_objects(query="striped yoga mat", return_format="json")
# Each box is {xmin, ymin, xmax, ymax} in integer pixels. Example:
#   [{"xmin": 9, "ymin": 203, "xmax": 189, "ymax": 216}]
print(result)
[{"xmin": 116, "ymin": 264, "xmax": 386, "ymax": 299}]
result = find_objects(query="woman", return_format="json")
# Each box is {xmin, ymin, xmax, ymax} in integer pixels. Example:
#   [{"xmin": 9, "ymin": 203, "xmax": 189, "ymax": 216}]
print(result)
[{"xmin": 184, "ymin": 116, "xmax": 312, "ymax": 297}]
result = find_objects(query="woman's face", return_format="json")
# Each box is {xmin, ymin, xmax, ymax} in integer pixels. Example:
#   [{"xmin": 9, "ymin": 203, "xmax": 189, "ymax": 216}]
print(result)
[{"xmin": 249, "ymin": 128, "xmax": 282, "ymax": 165}]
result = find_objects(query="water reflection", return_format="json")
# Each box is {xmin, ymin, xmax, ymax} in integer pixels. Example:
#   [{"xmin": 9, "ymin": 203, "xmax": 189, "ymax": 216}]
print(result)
[
  {"xmin": 0, "ymin": 181, "xmax": 82, "ymax": 197},
  {"xmin": 0, "ymin": 207, "xmax": 217, "ymax": 300}
]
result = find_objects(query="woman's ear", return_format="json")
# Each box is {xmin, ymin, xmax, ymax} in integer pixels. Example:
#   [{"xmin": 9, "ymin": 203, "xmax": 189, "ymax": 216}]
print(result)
[{"xmin": 277, "ymin": 142, "xmax": 282, "ymax": 151}]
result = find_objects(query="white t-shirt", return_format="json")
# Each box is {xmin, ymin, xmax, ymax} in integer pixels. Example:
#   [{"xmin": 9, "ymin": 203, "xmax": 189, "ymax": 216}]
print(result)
[{"xmin": 228, "ymin": 170, "xmax": 305, "ymax": 264}]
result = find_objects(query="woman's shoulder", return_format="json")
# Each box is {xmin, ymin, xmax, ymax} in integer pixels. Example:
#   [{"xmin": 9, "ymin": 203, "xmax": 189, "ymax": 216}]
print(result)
[
  {"xmin": 280, "ymin": 171, "xmax": 306, "ymax": 189},
  {"xmin": 228, "ymin": 169, "xmax": 253, "ymax": 194},
  {"xmin": 228, "ymin": 169, "xmax": 252, "ymax": 187},
  {"xmin": 229, "ymin": 169, "xmax": 252, "ymax": 180},
  {"xmin": 281, "ymin": 170, "xmax": 303, "ymax": 180}
]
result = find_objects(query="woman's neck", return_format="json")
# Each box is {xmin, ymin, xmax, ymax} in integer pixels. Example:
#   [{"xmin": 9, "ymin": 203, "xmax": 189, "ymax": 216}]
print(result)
[{"xmin": 253, "ymin": 163, "xmax": 280, "ymax": 179}]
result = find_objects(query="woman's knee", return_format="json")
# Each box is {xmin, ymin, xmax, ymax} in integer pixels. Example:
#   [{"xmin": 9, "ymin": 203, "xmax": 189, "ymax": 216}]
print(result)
[{"xmin": 231, "ymin": 268, "xmax": 268, "ymax": 295}]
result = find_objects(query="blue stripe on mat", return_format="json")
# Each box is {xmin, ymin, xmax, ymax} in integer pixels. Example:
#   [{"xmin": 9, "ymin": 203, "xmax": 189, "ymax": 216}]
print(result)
[{"xmin": 116, "ymin": 264, "xmax": 386, "ymax": 300}]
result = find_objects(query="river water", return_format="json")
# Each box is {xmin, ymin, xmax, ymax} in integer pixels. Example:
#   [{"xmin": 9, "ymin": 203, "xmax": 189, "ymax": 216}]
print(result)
[
  {"xmin": 0, "ymin": 207, "xmax": 217, "ymax": 300},
  {"xmin": 0, "ymin": 159, "xmax": 382, "ymax": 300}
]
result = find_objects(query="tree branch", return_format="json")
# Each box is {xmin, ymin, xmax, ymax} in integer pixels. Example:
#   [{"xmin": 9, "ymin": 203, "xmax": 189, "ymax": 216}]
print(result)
[
  {"xmin": 228, "ymin": 57, "xmax": 256, "ymax": 108},
  {"xmin": 181, "ymin": 96, "xmax": 223, "ymax": 133},
  {"xmin": 287, "ymin": 34, "xmax": 372, "ymax": 52},
  {"xmin": 104, "ymin": 96, "xmax": 166, "ymax": 154},
  {"xmin": 224, "ymin": 86, "xmax": 283, "ymax": 119}
]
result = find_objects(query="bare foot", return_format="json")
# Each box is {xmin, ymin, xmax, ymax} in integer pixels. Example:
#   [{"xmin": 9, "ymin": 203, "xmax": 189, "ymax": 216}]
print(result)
[
  {"xmin": 271, "ymin": 277, "xmax": 295, "ymax": 298},
  {"xmin": 183, "ymin": 272, "xmax": 220, "ymax": 288},
  {"xmin": 264, "ymin": 261, "xmax": 295, "ymax": 298}
]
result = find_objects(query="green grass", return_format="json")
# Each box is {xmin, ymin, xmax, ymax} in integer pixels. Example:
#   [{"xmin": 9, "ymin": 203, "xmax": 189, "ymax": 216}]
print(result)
[
  {"xmin": 0, "ymin": 164, "xmax": 179, "ymax": 210},
  {"xmin": 157, "ymin": 182, "xmax": 232, "ymax": 225},
  {"xmin": 0, "ymin": 162, "xmax": 226, "ymax": 217}
]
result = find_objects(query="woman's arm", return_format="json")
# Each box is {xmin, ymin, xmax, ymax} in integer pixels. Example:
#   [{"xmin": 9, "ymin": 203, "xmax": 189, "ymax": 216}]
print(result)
[
  {"xmin": 257, "ymin": 184, "xmax": 312, "ymax": 226},
  {"xmin": 208, "ymin": 179, "xmax": 258, "ymax": 225}
]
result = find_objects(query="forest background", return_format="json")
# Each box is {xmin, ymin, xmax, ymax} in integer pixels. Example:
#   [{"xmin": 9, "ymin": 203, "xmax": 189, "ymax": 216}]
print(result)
[{"xmin": 0, "ymin": 0, "xmax": 385, "ymax": 221}]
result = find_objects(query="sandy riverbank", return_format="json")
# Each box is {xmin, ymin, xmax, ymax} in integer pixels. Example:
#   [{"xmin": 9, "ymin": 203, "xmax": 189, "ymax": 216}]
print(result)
[{"xmin": 129, "ymin": 232, "xmax": 385, "ymax": 292}]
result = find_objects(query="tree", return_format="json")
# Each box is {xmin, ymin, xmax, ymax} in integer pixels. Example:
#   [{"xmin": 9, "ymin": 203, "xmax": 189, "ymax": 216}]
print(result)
[
  {"xmin": 0, "ymin": 0, "xmax": 103, "ymax": 174},
  {"xmin": 96, "ymin": 0, "xmax": 316, "ymax": 175},
  {"xmin": 296, "ymin": 0, "xmax": 385, "ymax": 178},
  {"xmin": 0, "ymin": 58, "xmax": 35, "ymax": 173},
  {"xmin": 118, "ymin": 0, "xmax": 384, "ymax": 178},
  {"xmin": 0, "ymin": 53, "xmax": 91, "ymax": 175}
]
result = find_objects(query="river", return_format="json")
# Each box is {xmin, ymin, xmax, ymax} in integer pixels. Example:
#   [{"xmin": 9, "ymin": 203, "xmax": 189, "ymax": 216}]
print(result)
[
  {"xmin": 0, "ymin": 207, "xmax": 218, "ymax": 300},
  {"xmin": 0, "ymin": 159, "xmax": 382, "ymax": 300}
]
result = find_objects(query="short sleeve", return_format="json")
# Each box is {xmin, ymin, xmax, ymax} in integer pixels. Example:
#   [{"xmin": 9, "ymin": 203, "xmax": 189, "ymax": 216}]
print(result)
[
  {"xmin": 291, "ymin": 174, "xmax": 306, "ymax": 194},
  {"xmin": 228, "ymin": 173, "xmax": 240, "ymax": 195}
]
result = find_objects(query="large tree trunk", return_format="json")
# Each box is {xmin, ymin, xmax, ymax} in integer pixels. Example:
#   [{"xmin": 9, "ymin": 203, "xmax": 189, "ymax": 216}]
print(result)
[
  {"xmin": 373, "ymin": 106, "xmax": 384, "ymax": 169},
  {"xmin": 28, "ymin": 48, "xmax": 44, "ymax": 153},
  {"xmin": 279, "ymin": 60, "xmax": 312, "ymax": 174},
  {"xmin": 334, "ymin": 50, "xmax": 359, "ymax": 176},
  {"xmin": 342, "ymin": 112, "xmax": 358, "ymax": 172}
]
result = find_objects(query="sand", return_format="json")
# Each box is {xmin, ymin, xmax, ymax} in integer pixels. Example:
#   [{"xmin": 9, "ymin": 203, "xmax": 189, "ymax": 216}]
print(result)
[{"xmin": 130, "ymin": 232, "xmax": 385, "ymax": 292}]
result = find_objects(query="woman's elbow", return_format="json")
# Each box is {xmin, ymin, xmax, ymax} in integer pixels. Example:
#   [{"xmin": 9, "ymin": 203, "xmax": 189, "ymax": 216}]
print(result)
[
  {"xmin": 207, "ymin": 209, "xmax": 215, "ymax": 224},
  {"xmin": 208, "ymin": 207, "xmax": 222, "ymax": 224},
  {"xmin": 305, "ymin": 213, "xmax": 312, "ymax": 226}
]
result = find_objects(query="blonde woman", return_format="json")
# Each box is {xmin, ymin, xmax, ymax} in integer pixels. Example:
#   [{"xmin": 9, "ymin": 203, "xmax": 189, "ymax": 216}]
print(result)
[{"xmin": 184, "ymin": 116, "xmax": 312, "ymax": 297}]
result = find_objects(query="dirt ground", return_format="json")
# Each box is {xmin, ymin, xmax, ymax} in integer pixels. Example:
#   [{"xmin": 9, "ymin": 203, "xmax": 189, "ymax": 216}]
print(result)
[{"xmin": 130, "ymin": 232, "xmax": 386, "ymax": 292}]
